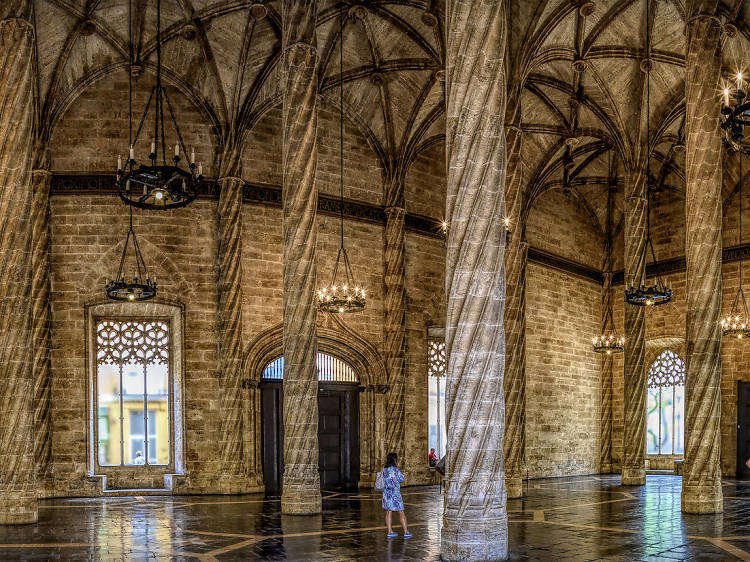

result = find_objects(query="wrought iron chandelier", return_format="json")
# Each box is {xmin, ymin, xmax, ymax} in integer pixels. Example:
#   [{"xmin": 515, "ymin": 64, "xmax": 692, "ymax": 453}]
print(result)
[
  {"xmin": 116, "ymin": 0, "xmax": 203, "ymax": 210},
  {"xmin": 721, "ymin": 150, "xmax": 750, "ymax": 339},
  {"xmin": 721, "ymin": 72, "xmax": 750, "ymax": 154},
  {"xmin": 106, "ymin": 205, "xmax": 157, "ymax": 301},
  {"xmin": 625, "ymin": 4, "xmax": 672, "ymax": 307},
  {"xmin": 592, "ymin": 317, "xmax": 624, "ymax": 355},
  {"xmin": 318, "ymin": 11, "xmax": 365, "ymax": 314}
]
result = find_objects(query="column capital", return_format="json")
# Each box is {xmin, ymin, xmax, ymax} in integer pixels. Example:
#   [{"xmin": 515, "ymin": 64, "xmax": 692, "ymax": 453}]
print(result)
[
  {"xmin": 217, "ymin": 176, "xmax": 244, "ymax": 186},
  {"xmin": 384, "ymin": 206, "xmax": 406, "ymax": 220},
  {"xmin": 369, "ymin": 384, "xmax": 390, "ymax": 394}
]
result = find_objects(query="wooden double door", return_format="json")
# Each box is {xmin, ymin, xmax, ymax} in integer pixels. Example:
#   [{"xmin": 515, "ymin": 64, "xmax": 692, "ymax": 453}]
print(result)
[{"xmin": 261, "ymin": 382, "xmax": 360, "ymax": 494}]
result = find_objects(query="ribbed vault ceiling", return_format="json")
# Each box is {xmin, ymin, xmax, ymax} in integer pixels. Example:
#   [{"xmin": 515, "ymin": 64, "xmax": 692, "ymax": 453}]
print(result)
[{"xmin": 18, "ymin": 0, "xmax": 750, "ymax": 251}]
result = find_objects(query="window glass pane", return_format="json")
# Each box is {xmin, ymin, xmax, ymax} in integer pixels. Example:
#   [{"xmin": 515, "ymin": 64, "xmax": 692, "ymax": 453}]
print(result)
[
  {"xmin": 438, "ymin": 378, "xmax": 446, "ymax": 459},
  {"xmin": 97, "ymin": 364, "xmax": 121, "ymax": 466},
  {"xmin": 428, "ymin": 375, "xmax": 438, "ymax": 463},
  {"xmin": 147, "ymin": 364, "xmax": 170, "ymax": 465},
  {"xmin": 647, "ymin": 350, "xmax": 686, "ymax": 457},
  {"xmin": 674, "ymin": 385, "xmax": 685, "ymax": 455},
  {"xmin": 647, "ymin": 386, "xmax": 660, "ymax": 455},
  {"xmin": 660, "ymin": 387, "xmax": 673, "ymax": 455},
  {"xmin": 123, "ymin": 364, "xmax": 145, "ymax": 465}
]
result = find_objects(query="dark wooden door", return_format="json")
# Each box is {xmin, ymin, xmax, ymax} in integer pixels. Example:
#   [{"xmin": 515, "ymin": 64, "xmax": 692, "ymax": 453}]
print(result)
[
  {"xmin": 260, "ymin": 383, "xmax": 359, "ymax": 494},
  {"xmin": 738, "ymin": 382, "xmax": 750, "ymax": 479},
  {"xmin": 261, "ymin": 383, "xmax": 284, "ymax": 495},
  {"xmin": 318, "ymin": 392, "xmax": 343, "ymax": 488}
]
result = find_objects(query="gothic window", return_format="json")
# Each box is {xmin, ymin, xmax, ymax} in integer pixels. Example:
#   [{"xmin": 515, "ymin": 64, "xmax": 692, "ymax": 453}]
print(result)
[
  {"xmin": 96, "ymin": 320, "xmax": 171, "ymax": 466},
  {"xmin": 646, "ymin": 350, "xmax": 686, "ymax": 456},
  {"xmin": 261, "ymin": 353, "xmax": 357, "ymax": 382},
  {"xmin": 428, "ymin": 337, "xmax": 446, "ymax": 462}
]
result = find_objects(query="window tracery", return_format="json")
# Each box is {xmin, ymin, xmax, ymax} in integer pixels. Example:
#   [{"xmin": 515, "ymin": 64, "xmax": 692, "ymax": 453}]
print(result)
[
  {"xmin": 97, "ymin": 320, "xmax": 169, "ymax": 366},
  {"xmin": 647, "ymin": 350, "xmax": 686, "ymax": 389}
]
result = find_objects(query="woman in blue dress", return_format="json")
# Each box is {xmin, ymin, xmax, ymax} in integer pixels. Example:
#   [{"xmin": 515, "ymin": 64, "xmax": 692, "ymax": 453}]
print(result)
[{"xmin": 381, "ymin": 452, "xmax": 411, "ymax": 539}]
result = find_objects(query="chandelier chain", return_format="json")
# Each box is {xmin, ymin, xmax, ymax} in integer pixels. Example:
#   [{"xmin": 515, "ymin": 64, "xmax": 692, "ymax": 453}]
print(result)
[{"xmin": 339, "ymin": 7, "xmax": 345, "ymax": 251}]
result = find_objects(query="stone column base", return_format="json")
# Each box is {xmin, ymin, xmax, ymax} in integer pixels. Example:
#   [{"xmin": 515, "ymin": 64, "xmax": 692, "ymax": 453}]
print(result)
[
  {"xmin": 281, "ymin": 486, "xmax": 321, "ymax": 515},
  {"xmin": 621, "ymin": 466, "xmax": 645, "ymax": 486},
  {"xmin": 0, "ymin": 497, "xmax": 38, "ymax": 524},
  {"xmin": 681, "ymin": 481, "xmax": 723, "ymax": 514},
  {"xmin": 441, "ymin": 513, "xmax": 508, "ymax": 561},
  {"xmin": 506, "ymin": 475, "xmax": 523, "ymax": 499}
]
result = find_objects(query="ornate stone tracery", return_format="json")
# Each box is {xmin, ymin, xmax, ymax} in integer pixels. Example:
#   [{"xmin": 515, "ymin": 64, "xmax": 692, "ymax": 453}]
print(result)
[
  {"xmin": 96, "ymin": 320, "xmax": 169, "ymax": 366},
  {"xmin": 647, "ymin": 351, "xmax": 686, "ymax": 389}
]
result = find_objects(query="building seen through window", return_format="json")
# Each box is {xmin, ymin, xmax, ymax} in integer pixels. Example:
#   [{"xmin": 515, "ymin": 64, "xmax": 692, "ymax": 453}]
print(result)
[{"xmin": 646, "ymin": 350, "xmax": 685, "ymax": 456}]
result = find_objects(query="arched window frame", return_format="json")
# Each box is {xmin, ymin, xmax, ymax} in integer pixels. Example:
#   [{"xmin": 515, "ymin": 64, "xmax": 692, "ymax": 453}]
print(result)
[
  {"xmin": 647, "ymin": 350, "xmax": 686, "ymax": 456},
  {"xmin": 261, "ymin": 353, "xmax": 358, "ymax": 383},
  {"xmin": 86, "ymin": 301, "xmax": 185, "ymax": 482}
]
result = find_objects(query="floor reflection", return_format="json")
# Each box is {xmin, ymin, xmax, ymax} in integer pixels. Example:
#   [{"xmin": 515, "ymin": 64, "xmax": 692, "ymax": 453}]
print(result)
[{"xmin": 1, "ymin": 476, "xmax": 750, "ymax": 560}]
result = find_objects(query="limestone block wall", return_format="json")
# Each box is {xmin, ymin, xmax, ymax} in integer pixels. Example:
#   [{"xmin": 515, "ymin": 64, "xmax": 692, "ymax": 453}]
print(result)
[
  {"xmin": 49, "ymin": 71, "xmax": 218, "ymax": 177},
  {"xmin": 48, "ymin": 196, "xmax": 220, "ymax": 496},
  {"xmin": 525, "ymin": 263, "xmax": 601, "ymax": 477},
  {"xmin": 405, "ymin": 142, "xmax": 445, "ymax": 219},
  {"xmin": 241, "ymin": 103, "xmax": 385, "ymax": 205},
  {"xmin": 241, "ymin": 203, "xmax": 385, "ymax": 359},
  {"xmin": 526, "ymin": 189, "xmax": 603, "ymax": 269}
]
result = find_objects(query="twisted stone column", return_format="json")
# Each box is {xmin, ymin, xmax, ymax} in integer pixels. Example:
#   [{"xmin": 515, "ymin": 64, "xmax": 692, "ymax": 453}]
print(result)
[
  {"xmin": 442, "ymin": 0, "xmax": 508, "ymax": 559},
  {"xmin": 31, "ymin": 168, "xmax": 52, "ymax": 498},
  {"xmin": 384, "ymin": 205, "xmax": 406, "ymax": 463},
  {"xmin": 503, "ymin": 123, "xmax": 526, "ymax": 499},
  {"xmin": 281, "ymin": 0, "xmax": 321, "ymax": 515},
  {"xmin": 0, "ymin": 16, "xmax": 37, "ymax": 524},
  {"xmin": 682, "ymin": 7, "xmax": 723, "ymax": 514},
  {"xmin": 217, "ymin": 176, "xmax": 250, "ymax": 492},
  {"xmin": 599, "ymin": 272, "xmax": 613, "ymax": 473},
  {"xmin": 622, "ymin": 168, "xmax": 647, "ymax": 486}
]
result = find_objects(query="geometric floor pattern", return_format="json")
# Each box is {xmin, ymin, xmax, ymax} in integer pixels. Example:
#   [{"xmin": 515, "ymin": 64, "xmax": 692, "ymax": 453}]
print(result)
[{"xmin": 1, "ymin": 475, "xmax": 750, "ymax": 560}]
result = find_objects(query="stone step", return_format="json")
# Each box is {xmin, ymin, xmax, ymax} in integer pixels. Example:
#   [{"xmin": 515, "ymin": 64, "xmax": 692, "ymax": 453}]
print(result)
[{"xmin": 102, "ymin": 488, "xmax": 172, "ymax": 496}]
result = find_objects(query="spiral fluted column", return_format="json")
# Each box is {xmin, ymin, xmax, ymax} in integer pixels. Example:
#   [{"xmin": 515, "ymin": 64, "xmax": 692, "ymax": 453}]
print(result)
[
  {"xmin": 280, "ymin": 0, "xmax": 321, "ymax": 515},
  {"xmin": 622, "ymin": 168, "xmax": 647, "ymax": 486},
  {"xmin": 217, "ymin": 175, "xmax": 252, "ymax": 492},
  {"xmin": 0, "ymin": 15, "xmax": 37, "ymax": 524},
  {"xmin": 503, "ymin": 123, "xmax": 526, "ymax": 499},
  {"xmin": 599, "ymin": 271, "xmax": 613, "ymax": 473},
  {"xmin": 384, "ymin": 205, "xmax": 406, "ymax": 463},
  {"xmin": 442, "ymin": 0, "xmax": 508, "ymax": 559},
  {"xmin": 682, "ymin": 6, "xmax": 723, "ymax": 514},
  {"xmin": 31, "ymin": 168, "xmax": 52, "ymax": 498}
]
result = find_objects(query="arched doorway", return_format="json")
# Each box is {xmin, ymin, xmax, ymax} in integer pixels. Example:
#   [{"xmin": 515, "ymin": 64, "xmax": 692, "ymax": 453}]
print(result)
[{"xmin": 260, "ymin": 353, "xmax": 361, "ymax": 494}]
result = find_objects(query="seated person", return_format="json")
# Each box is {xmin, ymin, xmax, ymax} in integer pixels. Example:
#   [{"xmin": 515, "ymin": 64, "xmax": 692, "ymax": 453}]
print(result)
[{"xmin": 428, "ymin": 448, "xmax": 438, "ymax": 467}]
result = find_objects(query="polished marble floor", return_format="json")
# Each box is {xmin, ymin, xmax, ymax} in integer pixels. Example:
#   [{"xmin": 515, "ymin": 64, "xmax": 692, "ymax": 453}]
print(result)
[{"xmin": 2, "ymin": 475, "xmax": 750, "ymax": 560}]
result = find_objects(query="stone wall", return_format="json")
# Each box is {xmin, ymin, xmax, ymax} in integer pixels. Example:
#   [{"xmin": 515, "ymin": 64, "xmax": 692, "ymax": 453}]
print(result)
[
  {"xmin": 49, "ymin": 196, "xmax": 220, "ymax": 496},
  {"xmin": 525, "ymin": 262, "xmax": 602, "ymax": 477}
]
